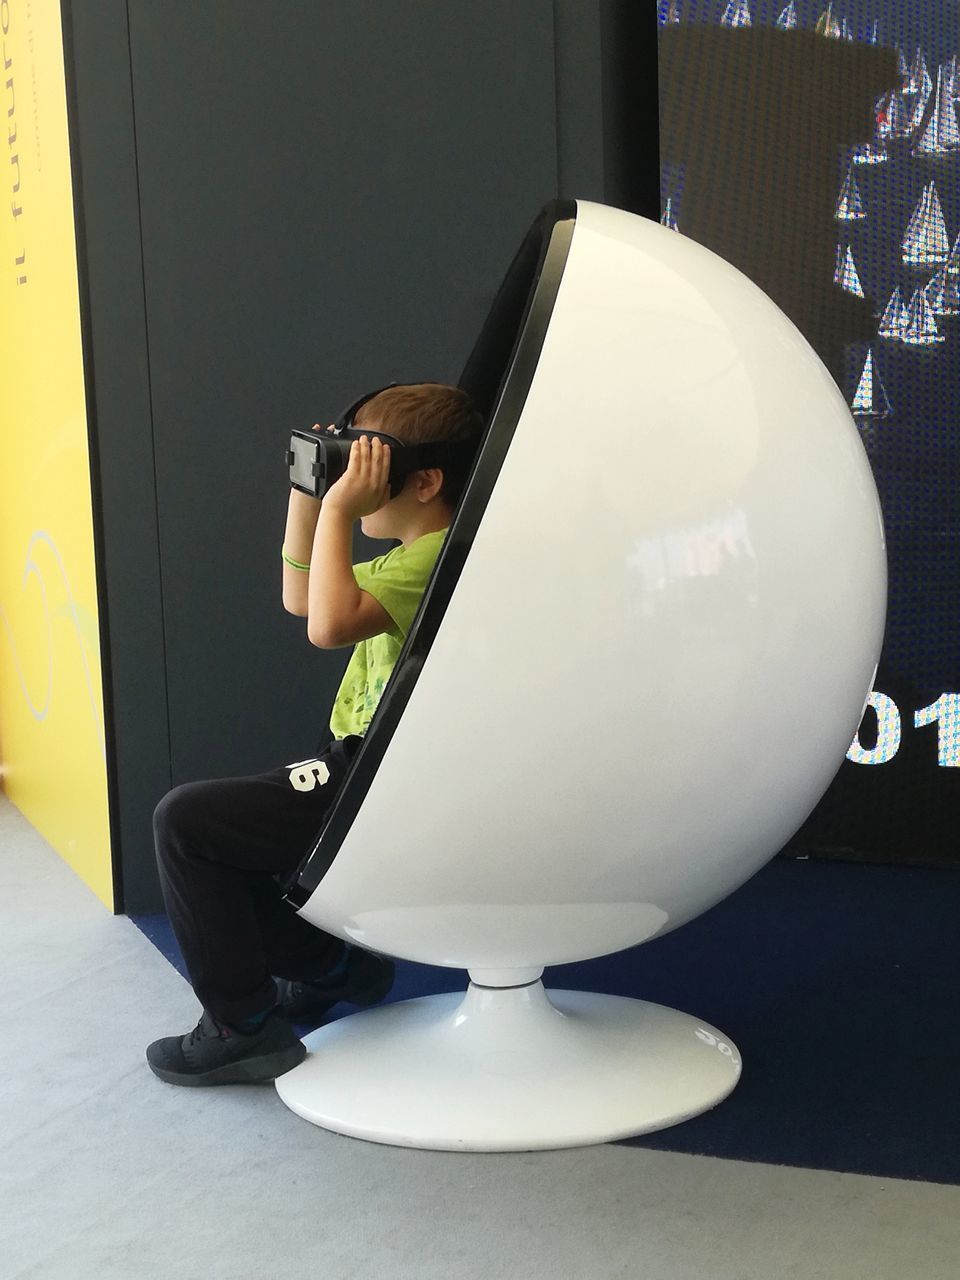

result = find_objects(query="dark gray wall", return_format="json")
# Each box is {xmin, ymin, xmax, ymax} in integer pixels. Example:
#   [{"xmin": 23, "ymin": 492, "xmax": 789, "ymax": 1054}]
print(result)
[
  {"xmin": 63, "ymin": 0, "xmax": 658, "ymax": 912},
  {"xmin": 61, "ymin": 0, "xmax": 168, "ymax": 912},
  {"xmin": 127, "ymin": 0, "xmax": 561, "ymax": 792}
]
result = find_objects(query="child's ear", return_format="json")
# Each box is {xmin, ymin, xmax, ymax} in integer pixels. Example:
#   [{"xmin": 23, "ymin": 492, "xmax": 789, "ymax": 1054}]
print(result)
[{"xmin": 415, "ymin": 468, "xmax": 444, "ymax": 504}]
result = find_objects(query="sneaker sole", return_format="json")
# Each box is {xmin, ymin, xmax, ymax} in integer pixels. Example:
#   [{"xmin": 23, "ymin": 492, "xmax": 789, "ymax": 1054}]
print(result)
[{"xmin": 147, "ymin": 1040, "xmax": 307, "ymax": 1088}]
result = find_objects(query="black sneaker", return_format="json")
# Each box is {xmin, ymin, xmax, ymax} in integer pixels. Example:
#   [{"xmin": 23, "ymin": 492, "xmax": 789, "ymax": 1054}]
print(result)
[
  {"xmin": 276, "ymin": 947, "xmax": 395, "ymax": 1022},
  {"xmin": 146, "ymin": 1009, "xmax": 306, "ymax": 1087}
]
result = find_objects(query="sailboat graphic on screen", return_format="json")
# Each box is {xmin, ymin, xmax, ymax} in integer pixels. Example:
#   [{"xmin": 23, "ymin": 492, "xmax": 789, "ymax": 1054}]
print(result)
[
  {"xmin": 926, "ymin": 265, "xmax": 960, "ymax": 316},
  {"xmin": 855, "ymin": 93, "xmax": 891, "ymax": 166},
  {"xmin": 836, "ymin": 166, "xmax": 866, "ymax": 221},
  {"xmin": 901, "ymin": 288, "xmax": 945, "ymax": 345},
  {"xmin": 914, "ymin": 66, "xmax": 960, "ymax": 156},
  {"xmin": 902, "ymin": 182, "xmax": 950, "ymax": 266},
  {"xmin": 851, "ymin": 349, "xmax": 891, "ymax": 419},
  {"xmin": 721, "ymin": 0, "xmax": 751, "ymax": 28},
  {"xmin": 834, "ymin": 244, "xmax": 865, "ymax": 297},
  {"xmin": 878, "ymin": 286, "xmax": 908, "ymax": 340},
  {"xmin": 814, "ymin": 4, "xmax": 841, "ymax": 39}
]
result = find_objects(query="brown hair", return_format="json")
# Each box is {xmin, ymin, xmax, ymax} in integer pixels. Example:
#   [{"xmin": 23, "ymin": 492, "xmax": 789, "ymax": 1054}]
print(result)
[{"xmin": 355, "ymin": 382, "xmax": 483, "ymax": 507}]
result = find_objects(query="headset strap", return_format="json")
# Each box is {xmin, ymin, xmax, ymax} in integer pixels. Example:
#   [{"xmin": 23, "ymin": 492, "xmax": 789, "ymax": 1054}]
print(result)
[{"xmin": 334, "ymin": 384, "xmax": 481, "ymax": 471}]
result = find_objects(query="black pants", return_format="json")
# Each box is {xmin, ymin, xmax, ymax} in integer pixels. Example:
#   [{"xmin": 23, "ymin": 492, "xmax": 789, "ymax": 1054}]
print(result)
[{"xmin": 153, "ymin": 736, "xmax": 363, "ymax": 1027}]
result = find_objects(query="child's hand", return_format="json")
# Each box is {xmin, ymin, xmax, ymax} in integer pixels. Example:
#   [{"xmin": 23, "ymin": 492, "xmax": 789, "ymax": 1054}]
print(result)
[{"xmin": 322, "ymin": 435, "xmax": 392, "ymax": 520}]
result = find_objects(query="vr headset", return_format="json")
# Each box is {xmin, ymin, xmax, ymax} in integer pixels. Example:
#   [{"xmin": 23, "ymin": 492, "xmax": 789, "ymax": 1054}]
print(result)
[{"xmin": 287, "ymin": 383, "xmax": 482, "ymax": 501}]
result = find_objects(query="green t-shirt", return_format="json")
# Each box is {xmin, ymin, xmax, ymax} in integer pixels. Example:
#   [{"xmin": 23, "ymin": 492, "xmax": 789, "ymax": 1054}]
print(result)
[{"xmin": 329, "ymin": 528, "xmax": 447, "ymax": 739}]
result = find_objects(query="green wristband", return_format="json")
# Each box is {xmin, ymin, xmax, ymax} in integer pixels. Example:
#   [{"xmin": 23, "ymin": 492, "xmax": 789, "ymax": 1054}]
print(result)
[{"xmin": 281, "ymin": 546, "xmax": 310, "ymax": 572}]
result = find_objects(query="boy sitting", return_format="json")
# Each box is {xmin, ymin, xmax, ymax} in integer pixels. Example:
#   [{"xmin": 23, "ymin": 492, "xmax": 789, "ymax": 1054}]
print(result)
[{"xmin": 146, "ymin": 383, "xmax": 481, "ymax": 1086}]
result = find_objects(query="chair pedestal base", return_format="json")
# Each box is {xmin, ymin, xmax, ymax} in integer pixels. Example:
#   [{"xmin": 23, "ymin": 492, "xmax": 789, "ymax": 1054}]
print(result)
[{"xmin": 275, "ymin": 980, "xmax": 741, "ymax": 1152}]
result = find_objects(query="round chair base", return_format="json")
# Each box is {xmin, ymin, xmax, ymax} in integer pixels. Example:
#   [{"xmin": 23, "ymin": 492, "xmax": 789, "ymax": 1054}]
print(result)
[{"xmin": 275, "ymin": 981, "xmax": 742, "ymax": 1152}]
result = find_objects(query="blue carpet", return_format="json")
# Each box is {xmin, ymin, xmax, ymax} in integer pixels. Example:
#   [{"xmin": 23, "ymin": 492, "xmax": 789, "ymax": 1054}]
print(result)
[{"xmin": 131, "ymin": 857, "xmax": 960, "ymax": 1184}]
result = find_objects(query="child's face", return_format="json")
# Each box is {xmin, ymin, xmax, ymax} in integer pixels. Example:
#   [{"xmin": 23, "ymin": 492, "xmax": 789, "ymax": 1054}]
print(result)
[
  {"xmin": 359, "ymin": 485, "xmax": 404, "ymax": 540},
  {"xmin": 354, "ymin": 416, "xmax": 402, "ymax": 539},
  {"xmin": 352, "ymin": 418, "xmax": 446, "ymax": 539}
]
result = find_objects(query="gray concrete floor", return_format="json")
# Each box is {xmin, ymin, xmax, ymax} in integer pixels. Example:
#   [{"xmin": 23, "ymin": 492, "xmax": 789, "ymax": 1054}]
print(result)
[{"xmin": 2, "ymin": 793, "xmax": 959, "ymax": 1280}]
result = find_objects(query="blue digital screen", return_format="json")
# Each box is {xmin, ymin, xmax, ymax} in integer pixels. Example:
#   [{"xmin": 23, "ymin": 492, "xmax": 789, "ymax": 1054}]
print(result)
[{"xmin": 657, "ymin": 2, "xmax": 960, "ymax": 863}]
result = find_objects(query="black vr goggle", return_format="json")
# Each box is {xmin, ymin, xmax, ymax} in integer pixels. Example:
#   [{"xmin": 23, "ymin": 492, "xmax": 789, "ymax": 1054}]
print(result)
[{"xmin": 287, "ymin": 383, "xmax": 481, "ymax": 501}]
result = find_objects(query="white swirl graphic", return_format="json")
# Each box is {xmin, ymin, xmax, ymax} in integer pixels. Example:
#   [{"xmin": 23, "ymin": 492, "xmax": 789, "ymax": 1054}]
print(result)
[{"xmin": 0, "ymin": 530, "xmax": 106, "ymax": 761}]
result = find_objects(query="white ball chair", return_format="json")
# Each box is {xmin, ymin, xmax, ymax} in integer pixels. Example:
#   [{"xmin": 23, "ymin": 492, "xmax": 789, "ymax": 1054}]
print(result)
[{"xmin": 276, "ymin": 200, "xmax": 887, "ymax": 1151}]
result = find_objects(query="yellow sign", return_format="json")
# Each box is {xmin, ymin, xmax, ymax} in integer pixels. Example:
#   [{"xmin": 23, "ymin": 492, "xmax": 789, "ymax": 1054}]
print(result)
[{"xmin": 0, "ymin": 1, "xmax": 113, "ymax": 908}]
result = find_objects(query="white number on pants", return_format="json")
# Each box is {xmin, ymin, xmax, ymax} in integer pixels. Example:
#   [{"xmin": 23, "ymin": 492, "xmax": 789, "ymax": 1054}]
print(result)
[{"xmin": 286, "ymin": 759, "xmax": 331, "ymax": 792}]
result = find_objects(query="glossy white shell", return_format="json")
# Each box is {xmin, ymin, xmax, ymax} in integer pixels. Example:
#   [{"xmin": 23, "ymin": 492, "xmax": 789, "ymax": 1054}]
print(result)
[{"xmin": 298, "ymin": 200, "xmax": 887, "ymax": 970}]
